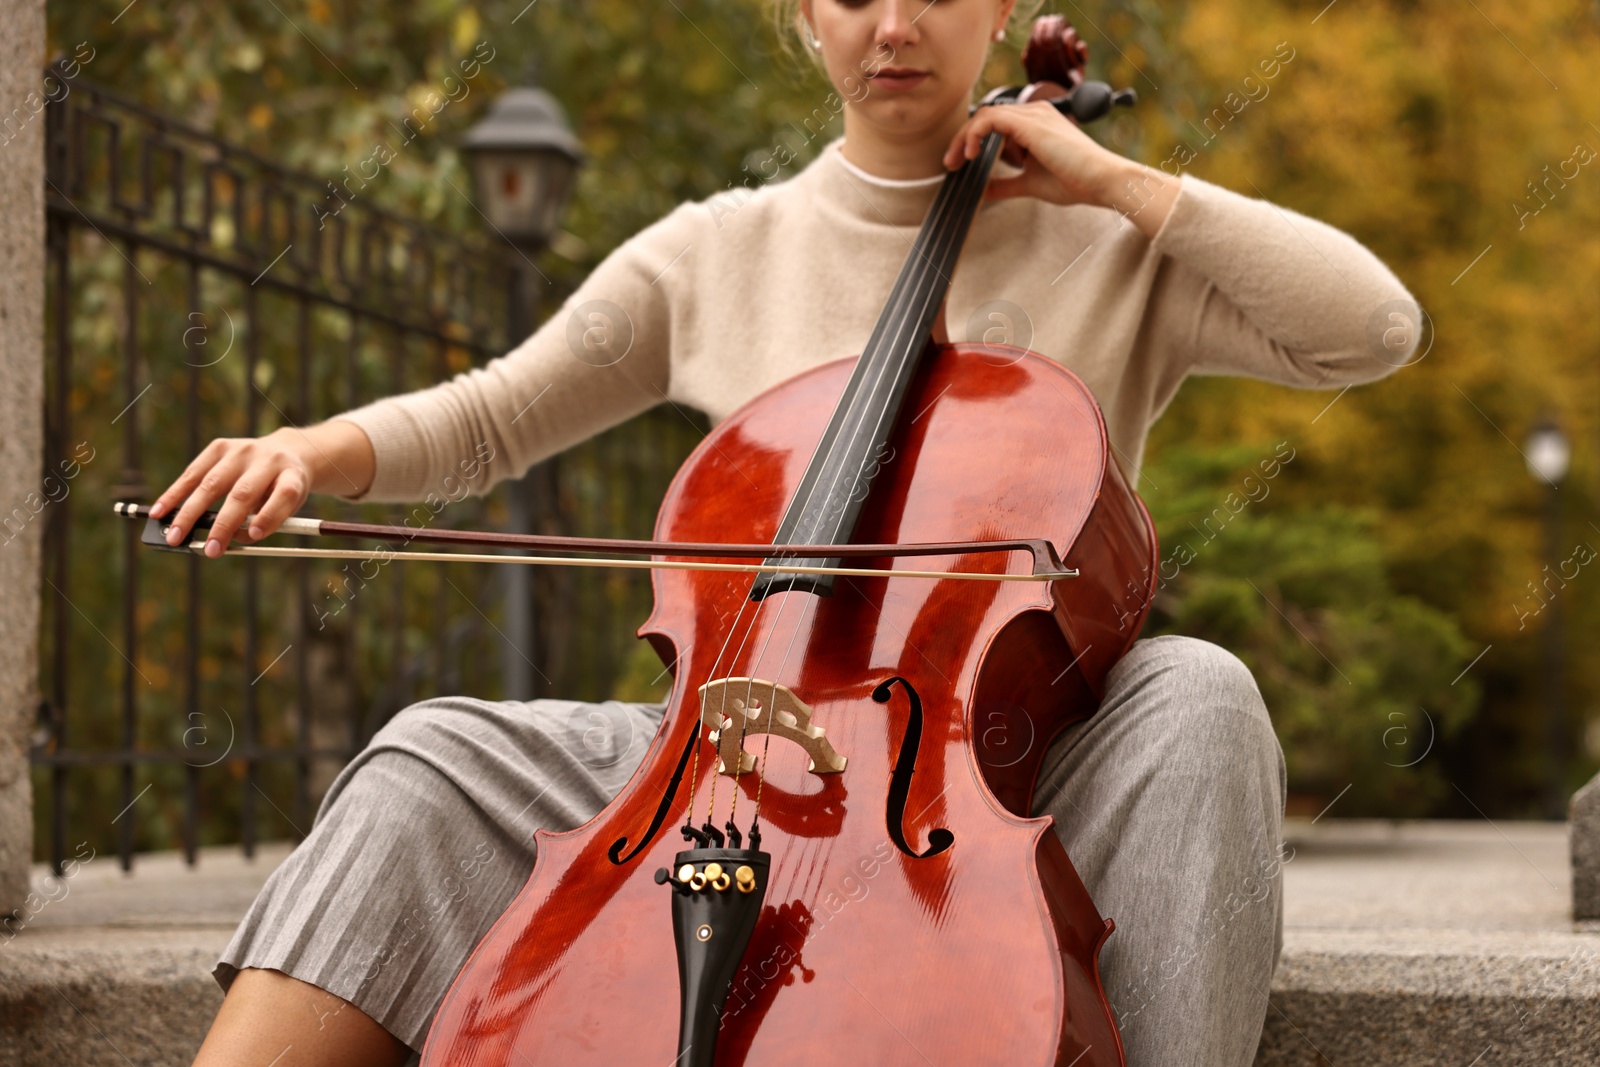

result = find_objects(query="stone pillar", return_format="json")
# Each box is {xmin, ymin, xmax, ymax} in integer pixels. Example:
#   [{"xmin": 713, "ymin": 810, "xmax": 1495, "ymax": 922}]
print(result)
[
  {"xmin": 1574, "ymin": 773, "xmax": 1600, "ymax": 922},
  {"xmin": 0, "ymin": 0, "xmax": 47, "ymax": 912}
]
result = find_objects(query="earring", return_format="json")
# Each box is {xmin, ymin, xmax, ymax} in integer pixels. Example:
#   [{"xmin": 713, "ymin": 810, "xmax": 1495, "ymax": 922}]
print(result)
[
  {"xmin": 993, "ymin": 27, "xmax": 1006, "ymax": 41},
  {"xmin": 805, "ymin": 24, "xmax": 822, "ymax": 52}
]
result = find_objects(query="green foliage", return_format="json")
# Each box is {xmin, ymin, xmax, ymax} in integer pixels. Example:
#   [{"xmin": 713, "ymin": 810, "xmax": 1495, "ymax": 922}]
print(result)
[
  {"xmin": 48, "ymin": 0, "xmax": 850, "ymax": 294},
  {"xmin": 1119, "ymin": 0, "xmax": 1600, "ymax": 816},
  {"xmin": 611, "ymin": 638, "xmax": 674, "ymax": 705},
  {"xmin": 1142, "ymin": 443, "xmax": 1480, "ymax": 816},
  {"xmin": 38, "ymin": 0, "xmax": 1600, "ymax": 835}
]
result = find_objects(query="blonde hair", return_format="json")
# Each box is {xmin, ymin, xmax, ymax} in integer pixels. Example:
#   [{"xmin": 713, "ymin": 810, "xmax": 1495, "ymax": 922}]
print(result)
[{"xmin": 767, "ymin": 0, "xmax": 818, "ymax": 68}]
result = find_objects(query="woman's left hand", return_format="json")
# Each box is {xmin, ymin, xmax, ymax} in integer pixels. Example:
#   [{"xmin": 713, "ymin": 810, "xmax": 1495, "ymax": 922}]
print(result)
[{"xmin": 942, "ymin": 100, "xmax": 1178, "ymax": 237}]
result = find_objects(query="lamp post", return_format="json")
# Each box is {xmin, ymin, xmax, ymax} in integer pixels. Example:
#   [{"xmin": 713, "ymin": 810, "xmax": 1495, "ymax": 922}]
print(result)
[
  {"xmin": 461, "ymin": 84, "xmax": 584, "ymax": 339},
  {"xmin": 1524, "ymin": 416, "xmax": 1570, "ymax": 818},
  {"xmin": 461, "ymin": 84, "xmax": 583, "ymax": 702}
]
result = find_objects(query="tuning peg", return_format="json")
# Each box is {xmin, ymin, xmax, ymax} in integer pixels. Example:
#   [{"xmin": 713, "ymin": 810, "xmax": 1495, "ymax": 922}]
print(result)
[{"xmin": 1054, "ymin": 81, "xmax": 1137, "ymax": 124}]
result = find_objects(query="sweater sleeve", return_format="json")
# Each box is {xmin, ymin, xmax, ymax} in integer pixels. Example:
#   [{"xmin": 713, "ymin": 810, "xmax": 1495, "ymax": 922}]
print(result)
[
  {"xmin": 1148, "ymin": 174, "xmax": 1422, "ymax": 388},
  {"xmin": 334, "ymin": 203, "xmax": 701, "ymax": 503}
]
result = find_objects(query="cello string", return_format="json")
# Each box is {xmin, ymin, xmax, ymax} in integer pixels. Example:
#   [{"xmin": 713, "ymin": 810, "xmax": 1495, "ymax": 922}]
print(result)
[
  {"xmin": 813, "ymin": 132, "xmax": 1002, "ymax": 554},
  {"xmin": 716, "ymin": 582, "xmax": 777, "ymax": 830},
  {"xmin": 691, "ymin": 160, "xmax": 968, "ymax": 837},
  {"xmin": 743, "ymin": 140, "xmax": 996, "ymax": 829},
  {"xmin": 753, "ymin": 138, "xmax": 993, "ymax": 672},
  {"xmin": 740, "ymin": 153, "xmax": 977, "ymax": 808},
  {"xmin": 693, "ymin": 131, "xmax": 997, "ymax": 843},
  {"xmin": 694, "ymin": 571, "xmax": 769, "ymax": 833},
  {"xmin": 778, "ymin": 134, "xmax": 981, "ymax": 560},
  {"xmin": 787, "ymin": 156, "xmax": 970, "ymax": 551},
  {"xmin": 677, "ymin": 193, "xmax": 969, "ymax": 833},
  {"xmin": 679, "ymin": 616, "xmax": 722, "ymax": 839},
  {"xmin": 766, "ymin": 135, "xmax": 990, "ymax": 637},
  {"xmin": 713, "ymin": 154, "xmax": 972, "ymax": 831},
  {"xmin": 739, "ymin": 557, "xmax": 829, "ymax": 830},
  {"xmin": 747, "ymin": 135, "xmax": 998, "ymax": 800},
  {"xmin": 749, "ymin": 590, "xmax": 822, "ymax": 827}
]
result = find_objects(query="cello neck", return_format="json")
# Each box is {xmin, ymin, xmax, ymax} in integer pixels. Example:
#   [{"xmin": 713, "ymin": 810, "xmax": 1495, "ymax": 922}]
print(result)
[{"xmin": 751, "ymin": 131, "xmax": 1004, "ymax": 599}]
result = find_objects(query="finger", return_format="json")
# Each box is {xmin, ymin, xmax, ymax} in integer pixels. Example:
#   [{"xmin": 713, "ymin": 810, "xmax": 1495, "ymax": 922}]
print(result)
[
  {"xmin": 962, "ymin": 111, "xmax": 1003, "ymax": 162},
  {"xmin": 206, "ymin": 461, "xmax": 281, "ymax": 558},
  {"xmin": 169, "ymin": 450, "xmax": 250, "ymax": 547},
  {"xmin": 964, "ymin": 106, "xmax": 1046, "ymax": 166},
  {"xmin": 943, "ymin": 110, "xmax": 1001, "ymax": 168},
  {"xmin": 150, "ymin": 439, "xmax": 228, "ymax": 519},
  {"xmin": 246, "ymin": 470, "xmax": 309, "ymax": 542}
]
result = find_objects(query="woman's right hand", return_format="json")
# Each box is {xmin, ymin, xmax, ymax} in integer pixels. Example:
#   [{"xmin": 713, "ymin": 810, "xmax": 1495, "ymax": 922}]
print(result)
[{"xmin": 149, "ymin": 422, "xmax": 375, "ymax": 558}]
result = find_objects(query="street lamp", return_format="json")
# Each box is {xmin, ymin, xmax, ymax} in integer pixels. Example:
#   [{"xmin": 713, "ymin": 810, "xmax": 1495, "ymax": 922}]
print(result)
[
  {"xmin": 461, "ymin": 86, "xmax": 584, "ymax": 254},
  {"xmin": 462, "ymin": 84, "xmax": 583, "ymax": 702},
  {"xmin": 1524, "ymin": 416, "xmax": 1569, "ymax": 818},
  {"xmin": 1525, "ymin": 419, "xmax": 1571, "ymax": 486}
]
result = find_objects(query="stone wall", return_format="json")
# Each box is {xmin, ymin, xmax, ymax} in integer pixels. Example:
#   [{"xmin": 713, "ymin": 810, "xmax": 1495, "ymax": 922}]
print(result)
[
  {"xmin": 1574, "ymin": 773, "xmax": 1600, "ymax": 922},
  {"xmin": 0, "ymin": 0, "xmax": 47, "ymax": 911}
]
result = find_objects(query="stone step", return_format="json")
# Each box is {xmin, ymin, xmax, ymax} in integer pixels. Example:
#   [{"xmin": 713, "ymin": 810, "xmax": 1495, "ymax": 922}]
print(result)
[
  {"xmin": 1262, "ymin": 819, "xmax": 1599, "ymax": 1065},
  {"xmin": 3, "ymin": 824, "xmax": 1598, "ymax": 1065},
  {"xmin": 1, "ymin": 843, "xmax": 291, "ymax": 1067}
]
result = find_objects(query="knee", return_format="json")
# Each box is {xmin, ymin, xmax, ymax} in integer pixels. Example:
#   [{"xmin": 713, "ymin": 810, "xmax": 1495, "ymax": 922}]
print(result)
[
  {"xmin": 366, "ymin": 695, "xmax": 504, "ymax": 755},
  {"xmin": 1121, "ymin": 636, "xmax": 1282, "ymax": 783},
  {"xmin": 1139, "ymin": 636, "xmax": 1266, "ymax": 720},
  {"xmin": 368, "ymin": 696, "xmax": 453, "ymax": 751}
]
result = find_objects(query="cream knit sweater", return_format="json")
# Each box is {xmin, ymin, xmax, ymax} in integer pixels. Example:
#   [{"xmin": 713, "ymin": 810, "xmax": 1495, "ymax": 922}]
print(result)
[{"xmin": 338, "ymin": 138, "xmax": 1418, "ymax": 502}]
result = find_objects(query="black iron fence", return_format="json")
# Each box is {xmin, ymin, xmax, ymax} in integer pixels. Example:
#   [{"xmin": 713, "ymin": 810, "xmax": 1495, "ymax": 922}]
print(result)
[{"xmin": 30, "ymin": 71, "xmax": 701, "ymax": 875}]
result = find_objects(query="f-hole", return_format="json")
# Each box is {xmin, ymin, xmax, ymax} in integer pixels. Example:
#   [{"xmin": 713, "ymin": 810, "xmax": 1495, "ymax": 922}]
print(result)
[
  {"xmin": 874, "ymin": 676, "xmax": 955, "ymax": 859},
  {"xmin": 609, "ymin": 727, "xmax": 698, "ymax": 865}
]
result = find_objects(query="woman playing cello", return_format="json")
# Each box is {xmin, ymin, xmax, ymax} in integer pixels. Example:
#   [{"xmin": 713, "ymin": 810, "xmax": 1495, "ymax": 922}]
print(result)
[{"xmin": 159, "ymin": 2, "xmax": 1419, "ymax": 1064}]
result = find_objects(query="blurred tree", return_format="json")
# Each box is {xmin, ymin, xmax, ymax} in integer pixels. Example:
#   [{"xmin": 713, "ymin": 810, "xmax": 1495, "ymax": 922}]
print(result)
[
  {"xmin": 39, "ymin": 0, "xmax": 1600, "ymax": 826},
  {"xmin": 1109, "ymin": 0, "xmax": 1600, "ymax": 816},
  {"xmin": 1141, "ymin": 442, "xmax": 1480, "ymax": 816}
]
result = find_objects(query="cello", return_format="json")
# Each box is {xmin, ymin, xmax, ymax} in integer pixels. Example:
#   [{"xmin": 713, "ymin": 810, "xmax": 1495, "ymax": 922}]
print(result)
[
  {"xmin": 420, "ymin": 16, "xmax": 1154, "ymax": 1065},
  {"xmin": 120, "ymin": 14, "xmax": 1156, "ymax": 1064}
]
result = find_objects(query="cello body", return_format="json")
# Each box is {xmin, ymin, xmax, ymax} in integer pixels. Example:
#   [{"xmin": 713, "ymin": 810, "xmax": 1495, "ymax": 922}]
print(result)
[{"xmin": 421, "ymin": 342, "xmax": 1157, "ymax": 1065}]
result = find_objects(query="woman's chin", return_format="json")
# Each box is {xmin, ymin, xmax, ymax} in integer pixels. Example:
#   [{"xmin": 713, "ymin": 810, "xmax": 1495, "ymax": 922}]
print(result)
[{"xmin": 851, "ymin": 97, "xmax": 962, "ymax": 139}]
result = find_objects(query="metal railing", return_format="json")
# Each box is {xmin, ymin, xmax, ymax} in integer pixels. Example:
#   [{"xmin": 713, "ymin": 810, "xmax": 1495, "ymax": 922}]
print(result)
[{"xmin": 30, "ymin": 69, "xmax": 701, "ymax": 875}]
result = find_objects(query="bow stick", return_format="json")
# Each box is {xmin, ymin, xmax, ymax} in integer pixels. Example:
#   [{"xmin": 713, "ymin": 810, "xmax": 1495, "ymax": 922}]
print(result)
[{"xmin": 113, "ymin": 503, "xmax": 1079, "ymax": 583}]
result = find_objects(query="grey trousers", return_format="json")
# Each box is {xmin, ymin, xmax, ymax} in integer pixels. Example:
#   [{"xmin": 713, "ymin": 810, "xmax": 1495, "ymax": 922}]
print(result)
[{"xmin": 215, "ymin": 634, "xmax": 1286, "ymax": 1066}]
